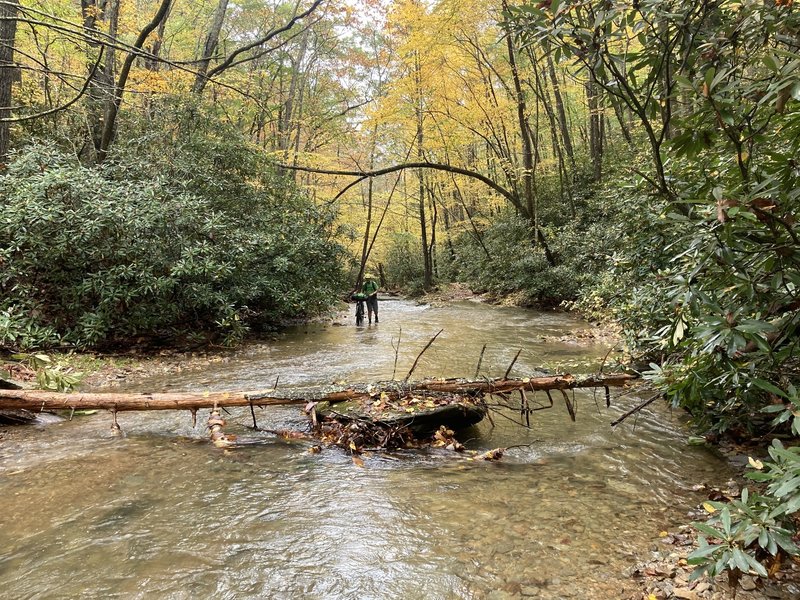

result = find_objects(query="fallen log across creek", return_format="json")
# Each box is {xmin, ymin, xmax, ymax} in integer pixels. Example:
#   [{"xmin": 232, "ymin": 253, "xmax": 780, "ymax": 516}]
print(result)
[
  {"xmin": 0, "ymin": 373, "xmax": 637, "ymax": 413},
  {"xmin": 0, "ymin": 372, "xmax": 642, "ymax": 453}
]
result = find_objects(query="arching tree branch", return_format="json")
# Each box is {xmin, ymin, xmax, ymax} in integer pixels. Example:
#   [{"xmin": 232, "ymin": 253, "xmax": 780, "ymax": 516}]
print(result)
[
  {"xmin": 283, "ymin": 161, "xmax": 556, "ymax": 266},
  {"xmin": 282, "ymin": 160, "xmax": 523, "ymax": 210}
]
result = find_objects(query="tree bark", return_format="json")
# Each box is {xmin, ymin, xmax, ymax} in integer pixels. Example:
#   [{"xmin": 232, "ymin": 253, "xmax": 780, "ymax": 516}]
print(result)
[
  {"xmin": 0, "ymin": 0, "xmax": 20, "ymax": 161},
  {"xmin": 192, "ymin": 0, "xmax": 229, "ymax": 92}
]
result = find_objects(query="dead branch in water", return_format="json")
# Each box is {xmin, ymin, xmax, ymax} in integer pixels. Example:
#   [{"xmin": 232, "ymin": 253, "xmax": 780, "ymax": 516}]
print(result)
[
  {"xmin": 610, "ymin": 393, "xmax": 662, "ymax": 427},
  {"xmin": 404, "ymin": 329, "xmax": 443, "ymax": 381}
]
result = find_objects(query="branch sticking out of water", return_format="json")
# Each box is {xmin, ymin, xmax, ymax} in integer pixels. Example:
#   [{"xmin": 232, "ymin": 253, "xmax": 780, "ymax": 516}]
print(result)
[
  {"xmin": 610, "ymin": 393, "xmax": 661, "ymax": 427},
  {"xmin": 503, "ymin": 349, "xmax": 522, "ymax": 380},
  {"xmin": 392, "ymin": 327, "xmax": 402, "ymax": 380},
  {"xmin": 404, "ymin": 329, "xmax": 443, "ymax": 382},
  {"xmin": 475, "ymin": 344, "xmax": 487, "ymax": 379}
]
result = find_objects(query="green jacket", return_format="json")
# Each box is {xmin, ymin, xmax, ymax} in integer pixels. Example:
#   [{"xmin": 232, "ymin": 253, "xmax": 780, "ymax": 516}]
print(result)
[{"xmin": 362, "ymin": 279, "xmax": 378, "ymax": 296}]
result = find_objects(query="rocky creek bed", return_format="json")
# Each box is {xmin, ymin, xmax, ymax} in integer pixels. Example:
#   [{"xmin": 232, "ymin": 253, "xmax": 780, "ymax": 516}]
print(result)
[{"xmin": 2, "ymin": 297, "xmax": 799, "ymax": 599}]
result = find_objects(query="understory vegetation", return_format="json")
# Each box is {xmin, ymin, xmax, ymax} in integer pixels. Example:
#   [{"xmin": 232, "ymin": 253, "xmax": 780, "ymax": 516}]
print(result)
[{"xmin": 0, "ymin": 110, "xmax": 346, "ymax": 349}]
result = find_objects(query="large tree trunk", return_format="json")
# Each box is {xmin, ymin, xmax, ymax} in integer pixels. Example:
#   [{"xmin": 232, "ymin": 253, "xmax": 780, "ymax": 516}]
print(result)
[
  {"xmin": 0, "ymin": 0, "xmax": 20, "ymax": 161},
  {"xmin": 0, "ymin": 373, "xmax": 637, "ymax": 412}
]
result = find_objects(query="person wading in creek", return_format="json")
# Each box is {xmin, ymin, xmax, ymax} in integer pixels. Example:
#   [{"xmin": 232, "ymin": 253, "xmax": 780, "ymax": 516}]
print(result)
[{"xmin": 362, "ymin": 273, "xmax": 379, "ymax": 324}]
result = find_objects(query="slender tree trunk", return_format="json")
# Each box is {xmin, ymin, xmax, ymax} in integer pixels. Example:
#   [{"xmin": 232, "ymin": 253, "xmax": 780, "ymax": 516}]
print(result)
[
  {"xmin": 502, "ymin": 1, "xmax": 536, "ymax": 233},
  {"xmin": 279, "ymin": 31, "xmax": 309, "ymax": 174},
  {"xmin": 0, "ymin": 0, "xmax": 20, "ymax": 161},
  {"xmin": 80, "ymin": 0, "xmax": 111, "ymax": 156},
  {"xmin": 547, "ymin": 55, "xmax": 575, "ymax": 167},
  {"xmin": 531, "ymin": 51, "xmax": 573, "ymax": 216},
  {"xmin": 428, "ymin": 183, "xmax": 438, "ymax": 280},
  {"xmin": 417, "ymin": 121, "xmax": 433, "ymax": 290},
  {"xmin": 97, "ymin": 0, "xmax": 172, "ymax": 162},
  {"xmin": 358, "ymin": 178, "xmax": 374, "ymax": 287},
  {"xmin": 586, "ymin": 70, "xmax": 603, "ymax": 181},
  {"xmin": 357, "ymin": 125, "xmax": 379, "ymax": 288},
  {"xmin": 144, "ymin": 1, "xmax": 173, "ymax": 71},
  {"xmin": 611, "ymin": 97, "xmax": 633, "ymax": 145},
  {"xmin": 660, "ymin": 17, "xmax": 673, "ymax": 141},
  {"xmin": 414, "ymin": 52, "xmax": 433, "ymax": 290},
  {"xmin": 443, "ymin": 190, "xmax": 457, "ymax": 264},
  {"xmin": 192, "ymin": 0, "xmax": 230, "ymax": 93},
  {"xmin": 102, "ymin": 0, "xmax": 120, "ymax": 96}
]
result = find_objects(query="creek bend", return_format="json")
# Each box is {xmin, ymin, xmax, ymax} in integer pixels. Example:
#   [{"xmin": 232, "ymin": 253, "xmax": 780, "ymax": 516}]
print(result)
[{"xmin": 0, "ymin": 299, "xmax": 733, "ymax": 599}]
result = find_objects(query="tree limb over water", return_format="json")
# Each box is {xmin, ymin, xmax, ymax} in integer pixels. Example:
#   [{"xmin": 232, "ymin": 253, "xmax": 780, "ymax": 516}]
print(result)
[{"xmin": 0, "ymin": 373, "xmax": 637, "ymax": 412}]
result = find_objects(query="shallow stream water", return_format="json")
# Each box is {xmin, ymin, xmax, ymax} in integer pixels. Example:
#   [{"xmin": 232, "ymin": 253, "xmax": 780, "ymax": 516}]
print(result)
[{"xmin": 0, "ymin": 299, "xmax": 733, "ymax": 599}]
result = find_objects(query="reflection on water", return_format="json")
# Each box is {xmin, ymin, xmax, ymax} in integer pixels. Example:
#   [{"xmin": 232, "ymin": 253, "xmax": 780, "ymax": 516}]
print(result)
[{"xmin": 0, "ymin": 299, "xmax": 731, "ymax": 599}]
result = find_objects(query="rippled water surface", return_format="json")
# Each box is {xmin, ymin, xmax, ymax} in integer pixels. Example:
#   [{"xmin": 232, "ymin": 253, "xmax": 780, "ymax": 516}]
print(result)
[{"xmin": 0, "ymin": 299, "xmax": 732, "ymax": 599}]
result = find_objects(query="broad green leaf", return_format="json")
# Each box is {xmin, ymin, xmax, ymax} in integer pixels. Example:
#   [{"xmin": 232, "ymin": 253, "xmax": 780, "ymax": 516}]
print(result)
[{"xmin": 752, "ymin": 379, "xmax": 787, "ymax": 399}]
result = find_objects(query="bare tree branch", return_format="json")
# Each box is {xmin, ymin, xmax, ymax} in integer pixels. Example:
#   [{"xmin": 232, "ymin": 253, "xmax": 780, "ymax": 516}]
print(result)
[
  {"xmin": 196, "ymin": 0, "xmax": 326, "ymax": 93},
  {"xmin": 282, "ymin": 161, "xmax": 521, "ymax": 207},
  {"xmin": 0, "ymin": 45, "xmax": 102, "ymax": 122}
]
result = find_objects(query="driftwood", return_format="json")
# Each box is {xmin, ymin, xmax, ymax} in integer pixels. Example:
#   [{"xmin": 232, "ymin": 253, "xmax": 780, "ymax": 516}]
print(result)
[{"xmin": 0, "ymin": 373, "xmax": 636, "ymax": 413}]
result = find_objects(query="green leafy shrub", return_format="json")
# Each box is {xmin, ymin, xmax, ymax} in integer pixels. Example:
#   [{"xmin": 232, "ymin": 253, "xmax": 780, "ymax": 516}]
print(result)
[
  {"xmin": 383, "ymin": 231, "xmax": 425, "ymax": 293},
  {"xmin": 444, "ymin": 209, "xmax": 613, "ymax": 307},
  {"xmin": 688, "ymin": 440, "xmax": 800, "ymax": 581},
  {"xmin": 0, "ymin": 132, "xmax": 345, "ymax": 349},
  {"xmin": 510, "ymin": 0, "xmax": 800, "ymax": 582}
]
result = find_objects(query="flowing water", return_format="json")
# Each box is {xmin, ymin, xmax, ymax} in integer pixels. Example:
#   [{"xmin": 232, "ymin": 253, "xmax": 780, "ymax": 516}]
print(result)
[{"xmin": 0, "ymin": 299, "xmax": 733, "ymax": 599}]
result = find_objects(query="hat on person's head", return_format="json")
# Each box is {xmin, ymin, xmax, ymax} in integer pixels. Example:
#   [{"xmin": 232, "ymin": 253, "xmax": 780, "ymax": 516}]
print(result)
[{"xmin": 365, "ymin": 273, "xmax": 375, "ymax": 279}]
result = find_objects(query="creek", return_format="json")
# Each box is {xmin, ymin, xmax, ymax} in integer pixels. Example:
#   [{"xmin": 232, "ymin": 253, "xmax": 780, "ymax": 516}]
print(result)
[{"xmin": 0, "ymin": 298, "xmax": 733, "ymax": 599}]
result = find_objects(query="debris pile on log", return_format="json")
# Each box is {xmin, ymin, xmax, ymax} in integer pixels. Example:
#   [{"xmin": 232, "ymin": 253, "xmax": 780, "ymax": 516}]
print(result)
[
  {"xmin": 314, "ymin": 388, "xmax": 486, "ymax": 436},
  {"xmin": 0, "ymin": 373, "xmax": 640, "ymax": 455},
  {"xmin": 300, "ymin": 389, "xmax": 487, "ymax": 457}
]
